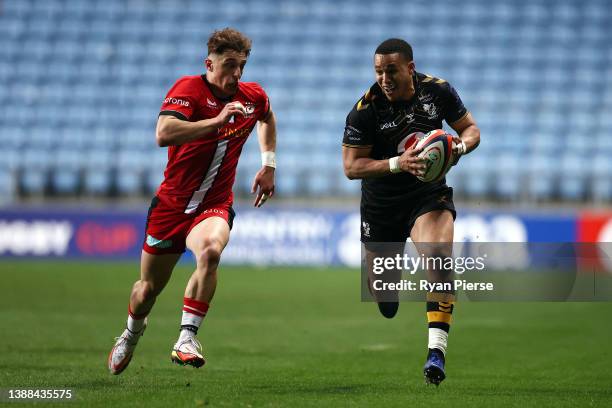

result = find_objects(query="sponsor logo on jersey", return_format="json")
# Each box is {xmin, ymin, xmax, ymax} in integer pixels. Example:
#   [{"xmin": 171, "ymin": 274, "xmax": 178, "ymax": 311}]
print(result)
[
  {"xmin": 344, "ymin": 126, "xmax": 363, "ymax": 142},
  {"xmin": 207, "ymin": 98, "xmax": 218, "ymax": 107},
  {"xmin": 345, "ymin": 126, "xmax": 362, "ymax": 135},
  {"xmin": 418, "ymin": 92, "xmax": 433, "ymax": 103},
  {"xmin": 405, "ymin": 112, "xmax": 415, "ymax": 123},
  {"xmin": 220, "ymin": 127, "xmax": 251, "ymax": 139},
  {"xmin": 203, "ymin": 208, "xmax": 226, "ymax": 216},
  {"xmin": 235, "ymin": 102, "xmax": 256, "ymax": 118},
  {"xmin": 164, "ymin": 97, "xmax": 190, "ymax": 107},
  {"xmin": 362, "ymin": 221, "xmax": 371, "ymax": 238},
  {"xmin": 146, "ymin": 234, "xmax": 173, "ymax": 249},
  {"xmin": 423, "ymin": 103, "xmax": 438, "ymax": 119},
  {"xmin": 380, "ymin": 121, "xmax": 398, "ymax": 130}
]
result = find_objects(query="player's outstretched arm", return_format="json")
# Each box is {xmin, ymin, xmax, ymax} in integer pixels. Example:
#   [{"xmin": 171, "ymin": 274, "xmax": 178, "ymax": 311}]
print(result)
[
  {"xmin": 251, "ymin": 110, "xmax": 276, "ymax": 207},
  {"xmin": 343, "ymin": 145, "xmax": 426, "ymax": 180},
  {"xmin": 156, "ymin": 102, "xmax": 247, "ymax": 147}
]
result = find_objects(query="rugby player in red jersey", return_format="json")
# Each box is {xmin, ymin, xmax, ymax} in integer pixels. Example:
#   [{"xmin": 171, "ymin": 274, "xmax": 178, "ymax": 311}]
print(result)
[{"xmin": 108, "ymin": 28, "xmax": 277, "ymax": 374}]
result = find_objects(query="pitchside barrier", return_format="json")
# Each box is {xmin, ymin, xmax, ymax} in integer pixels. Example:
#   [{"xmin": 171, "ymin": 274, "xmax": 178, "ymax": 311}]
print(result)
[{"xmin": 0, "ymin": 206, "xmax": 610, "ymax": 272}]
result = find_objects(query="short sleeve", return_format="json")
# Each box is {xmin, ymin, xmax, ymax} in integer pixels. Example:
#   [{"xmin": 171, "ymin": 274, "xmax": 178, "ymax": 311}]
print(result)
[
  {"xmin": 159, "ymin": 77, "xmax": 200, "ymax": 121},
  {"xmin": 342, "ymin": 107, "xmax": 375, "ymax": 148},
  {"xmin": 442, "ymin": 82, "xmax": 468, "ymax": 124}
]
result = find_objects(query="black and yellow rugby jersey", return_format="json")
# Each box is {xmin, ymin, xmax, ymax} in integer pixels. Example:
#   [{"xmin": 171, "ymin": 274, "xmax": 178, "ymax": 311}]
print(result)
[{"xmin": 343, "ymin": 72, "xmax": 468, "ymax": 208}]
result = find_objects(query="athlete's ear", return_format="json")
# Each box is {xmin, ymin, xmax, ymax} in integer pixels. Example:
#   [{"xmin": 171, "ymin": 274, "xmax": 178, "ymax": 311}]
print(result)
[
  {"xmin": 407, "ymin": 60, "xmax": 415, "ymax": 75},
  {"xmin": 205, "ymin": 57, "xmax": 213, "ymax": 72}
]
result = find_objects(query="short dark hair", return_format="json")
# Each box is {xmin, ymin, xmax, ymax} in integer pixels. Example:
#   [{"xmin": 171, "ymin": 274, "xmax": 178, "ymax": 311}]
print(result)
[
  {"xmin": 375, "ymin": 38, "xmax": 413, "ymax": 61},
  {"xmin": 207, "ymin": 28, "xmax": 252, "ymax": 57}
]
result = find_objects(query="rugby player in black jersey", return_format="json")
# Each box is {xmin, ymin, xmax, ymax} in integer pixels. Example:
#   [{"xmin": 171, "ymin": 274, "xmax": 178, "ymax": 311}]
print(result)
[{"xmin": 342, "ymin": 38, "xmax": 480, "ymax": 385}]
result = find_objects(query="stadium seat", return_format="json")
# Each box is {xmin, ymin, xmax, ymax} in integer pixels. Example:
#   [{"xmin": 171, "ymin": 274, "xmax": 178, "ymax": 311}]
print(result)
[
  {"xmin": 492, "ymin": 153, "xmax": 524, "ymax": 200},
  {"xmin": 116, "ymin": 171, "xmax": 142, "ymax": 196},
  {"xmin": 83, "ymin": 168, "xmax": 113, "ymax": 195},
  {"xmin": 52, "ymin": 169, "xmax": 81, "ymax": 194},
  {"xmin": 276, "ymin": 168, "xmax": 304, "ymax": 196},
  {"xmin": 461, "ymin": 154, "xmax": 490, "ymax": 198},
  {"xmin": 559, "ymin": 154, "xmax": 588, "ymax": 200},
  {"xmin": 20, "ymin": 169, "xmax": 47, "ymax": 195},
  {"xmin": 526, "ymin": 154, "xmax": 557, "ymax": 201},
  {"xmin": 591, "ymin": 155, "xmax": 612, "ymax": 202},
  {"xmin": 0, "ymin": 0, "xmax": 610, "ymax": 202},
  {"xmin": 0, "ymin": 169, "xmax": 17, "ymax": 204}
]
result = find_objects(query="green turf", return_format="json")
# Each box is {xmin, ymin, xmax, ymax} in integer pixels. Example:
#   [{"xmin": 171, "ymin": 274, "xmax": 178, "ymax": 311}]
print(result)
[{"xmin": 0, "ymin": 261, "xmax": 611, "ymax": 407}]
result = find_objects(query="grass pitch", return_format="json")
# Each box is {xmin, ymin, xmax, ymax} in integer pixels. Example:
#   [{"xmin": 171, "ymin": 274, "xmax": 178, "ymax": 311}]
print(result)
[{"xmin": 0, "ymin": 261, "xmax": 611, "ymax": 407}]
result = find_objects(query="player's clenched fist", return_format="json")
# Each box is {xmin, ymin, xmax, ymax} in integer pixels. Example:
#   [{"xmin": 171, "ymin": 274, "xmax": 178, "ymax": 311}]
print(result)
[
  {"xmin": 398, "ymin": 146, "xmax": 426, "ymax": 177},
  {"xmin": 214, "ymin": 102, "xmax": 247, "ymax": 127}
]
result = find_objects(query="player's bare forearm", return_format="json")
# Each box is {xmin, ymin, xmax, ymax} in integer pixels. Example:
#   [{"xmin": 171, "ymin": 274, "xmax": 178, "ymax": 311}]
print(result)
[
  {"xmin": 343, "ymin": 146, "xmax": 425, "ymax": 179},
  {"xmin": 155, "ymin": 115, "xmax": 221, "ymax": 147},
  {"xmin": 450, "ymin": 112, "xmax": 480, "ymax": 154},
  {"xmin": 156, "ymin": 102, "xmax": 247, "ymax": 147},
  {"xmin": 343, "ymin": 155, "xmax": 394, "ymax": 179},
  {"xmin": 456, "ymin": 124, "xmax": 480, "ymax": 154},
  {"xmin": 257, "ymin": 110, "xmax": 276, "ymax": 152},
  {"xmin": 252, "ymin": 110, "xmax": 276, "ymax": 207}
]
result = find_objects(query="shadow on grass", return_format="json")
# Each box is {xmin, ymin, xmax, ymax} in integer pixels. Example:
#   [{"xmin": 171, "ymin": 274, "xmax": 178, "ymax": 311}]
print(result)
[{"xmin": 250, "ymin": 383, "xmax": 375, "ymax": 396}]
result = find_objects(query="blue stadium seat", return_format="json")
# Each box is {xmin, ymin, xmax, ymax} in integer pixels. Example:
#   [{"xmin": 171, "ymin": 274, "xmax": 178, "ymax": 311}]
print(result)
[
  {"xmin": 83, "ymin": 168, "xmax": 113, "ymax": 195},
  {"xmin": 0, "ymin": 0, "xmax": 610, "ymax": 201},
  {"xmin": 0, "ymin": 169, "xmax": 17, "ymax": 203},
  {"xmin": 52, "ymin": 169, "xmax": 81, "ymax": 194},
  {"xmin": 144, "ymin": 171, "xmax": 163, "ymax": 195},
  {"xmin": 591, "ymin": 155, "xmax": 612, "ymax": 202},
  {"xmin": 116, "ymin": 171, "xmax": 142, "ymax": 196},
  {"xmin": 276, "ymin": 168, "xmax": 303, "ymax": 196},
  {"xmin": 462, "ymin": 154, "xmax": 490, "ymax": 198},
  {"xmin": 493, "ymin": 153, "xmax": 524, "ymax": 200},
  {"xmin": 526, "ymin": 154, "xmax": 557, "ymax": 201},
  {"xmin": 305, "ymin": 172, "xmax": 335, "ymax": 196},
  {"xmin": 21, "ymin": 169, "xmax": 47, "ymax": 195},
  {"xmin": 559, "ymin": 154, "xmax": 588, "ymax": 200}
]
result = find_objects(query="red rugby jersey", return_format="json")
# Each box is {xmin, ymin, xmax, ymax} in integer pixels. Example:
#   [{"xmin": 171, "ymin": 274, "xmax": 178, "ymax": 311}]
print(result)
[{"xmin": 157, "ymin": 75, "xmax": 269, "ymax": 214}]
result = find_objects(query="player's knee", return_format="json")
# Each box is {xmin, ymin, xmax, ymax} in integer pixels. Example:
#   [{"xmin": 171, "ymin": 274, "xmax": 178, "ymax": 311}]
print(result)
[
  {"xmin": 133, "ymin": 280, "xmax": 160, "ymax": 302},
  {"xmin": 423, "ymin": 241, "xmax": 452, "ymax": 258},
  {"xmin": 195, "ymin": 238, "xmax": 223, "ymax": 270}
]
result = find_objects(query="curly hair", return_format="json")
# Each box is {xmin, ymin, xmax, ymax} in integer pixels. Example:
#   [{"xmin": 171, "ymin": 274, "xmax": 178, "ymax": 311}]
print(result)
[{"xmin": 207, "ymin": 28, "xmax": 252, "ymax": 57}]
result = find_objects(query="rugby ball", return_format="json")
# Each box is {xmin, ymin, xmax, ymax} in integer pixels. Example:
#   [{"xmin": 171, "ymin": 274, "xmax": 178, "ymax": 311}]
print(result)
[{"xmin": 414, "ymin": 129, "xmax": 454, "ymax": 182}]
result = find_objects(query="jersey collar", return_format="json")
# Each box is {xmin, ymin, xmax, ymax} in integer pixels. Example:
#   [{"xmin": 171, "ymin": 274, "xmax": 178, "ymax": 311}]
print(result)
[{"xmin": 201, "ymin": 74, "xmax": 236, "ymax": 103}]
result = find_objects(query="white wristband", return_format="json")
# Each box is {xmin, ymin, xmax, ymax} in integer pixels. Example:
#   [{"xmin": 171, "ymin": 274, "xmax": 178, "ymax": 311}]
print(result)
[
  {"xmin": 457, "ymin": 140, "xmax": 467, "ymax": 155},
  {"xmin": 261, "ymin": 151, "xmax": 276, "ymax": 168},
  {"xmin": 389, "ymin": 156, "xmax": 401, "ymax": 173}
]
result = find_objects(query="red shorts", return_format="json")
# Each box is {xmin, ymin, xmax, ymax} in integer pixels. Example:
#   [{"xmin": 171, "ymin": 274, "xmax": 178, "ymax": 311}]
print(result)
[{"xmin": 142, "ymin": 195, "xmax": 235, "ymax": 255}]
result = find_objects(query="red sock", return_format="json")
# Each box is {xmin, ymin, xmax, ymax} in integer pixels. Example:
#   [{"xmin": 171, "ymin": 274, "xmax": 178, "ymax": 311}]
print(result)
[
  {"xmin": 181, "ymin": 297, "xmax": 209, "ymax": 334},
  {"xmin": 127, "ymin": 304, "xmax": 148, "ymax": 333}
]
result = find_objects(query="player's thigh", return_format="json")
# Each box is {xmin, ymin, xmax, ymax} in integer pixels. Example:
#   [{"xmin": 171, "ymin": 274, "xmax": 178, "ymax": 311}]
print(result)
[
  {"xmin": 411, "ymin": 209, "xmax": 454, "ymax": 243},
  {"xmin": 140, "ymin": 250, "xmax": 182, "ymax": 292},
  {"xmin": 186, "ymin": 216, "xmax": 231, "ymax": 260},
  {"xmin": 410, "ymin": 209, "xmax": 454, "ymax": 261}
]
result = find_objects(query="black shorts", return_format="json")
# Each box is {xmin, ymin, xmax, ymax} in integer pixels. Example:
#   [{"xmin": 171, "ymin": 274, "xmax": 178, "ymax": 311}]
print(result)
[{"xmin": 360, "ymin": 186, "xmax": 456, "ymax": 243}]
